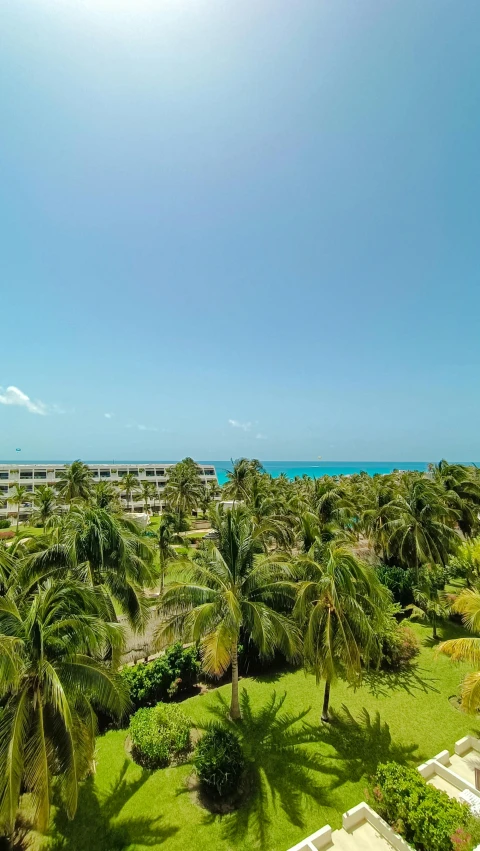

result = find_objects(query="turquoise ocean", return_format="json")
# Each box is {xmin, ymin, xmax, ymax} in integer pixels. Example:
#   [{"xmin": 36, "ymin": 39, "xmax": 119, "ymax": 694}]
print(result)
[{"xmin": 210, "ymin": 461, "xmax": 434, "ymax": 486}]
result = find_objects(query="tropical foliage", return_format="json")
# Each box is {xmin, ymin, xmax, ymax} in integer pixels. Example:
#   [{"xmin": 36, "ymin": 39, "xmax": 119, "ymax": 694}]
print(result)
[
  {"xmin": 0, "ymin": 579, "xmax": 128, "ymax": 834},
  {"xmin": 2, "ymin": 455, "xmax": 480, "ymax": 840},
  {"xmin": 155, "ymin": 504, "xmax": 301, "ymax": 719}
]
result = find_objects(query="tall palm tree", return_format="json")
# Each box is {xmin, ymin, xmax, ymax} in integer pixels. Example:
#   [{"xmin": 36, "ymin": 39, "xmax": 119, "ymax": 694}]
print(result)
[
  {"xmin": 9, "ymin": 484, "xmax": 29, "ymax": 533},
  {"xmin": 91, "ymin": 480, "xmax": 121, "ymax": 511},
  {"xmin": 138, "ymin": 481, "xmax": 156, "ymax": 515},
  {"xmin": 119, "ymin": 473, "xmax": 140, "ymax": 513},
  {"xmin": 31, "ymin": 485, "xmax": 59, "ymax": 531},
  {"xmin": 0, "ymin": 579, "xmax": 128, "ymax": 833},
  {"xmin": 294, "ymin": 539, "xmax": 391, "ymax": 721},
  {"xmin": 164, "ymin": 466, "xmax": 203, "ymax": 520},
  {"xmin": 430, "ymin": 460, "xmax": 480, "ymax": 538},
  {"xmin": 406, "ymin": 564, "xmax": 449, "ymax": 640},
  {"xmin": 379, "ymin": 476, "xmax": 458, "ymax": 577},
  {"xmin": 155, "ymin": 504, "xmax": 300, "ymax": 719},
  {"xmin": 22, "ymin": 504, "xmax": 156, "ymax": 631},
  {"xmin": 157, "ymin": 515, "xmax": 181, "ymax": 594},
  {"xmin": 55, "ymin": 460, "xmax": 93, "ymax": 503},
  {"xmin": 439, "ymin": 588, "xmax": 480, "ymax": 713},
  {"xmin": 223, "ymin": 458, "xmax": 263, "ymax": 503}
]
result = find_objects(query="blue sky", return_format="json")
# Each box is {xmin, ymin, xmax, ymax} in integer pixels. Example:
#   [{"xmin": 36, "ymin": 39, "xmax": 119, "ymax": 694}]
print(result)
[{"xmin": 1, "ymin": 0, "xmax": 480, "ymax": 462}]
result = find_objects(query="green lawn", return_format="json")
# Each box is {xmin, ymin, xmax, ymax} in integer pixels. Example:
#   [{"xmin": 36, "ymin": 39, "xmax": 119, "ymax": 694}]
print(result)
[{"xmin": 39, "ymin": 621, "xmax": 479, "ymax": 851}]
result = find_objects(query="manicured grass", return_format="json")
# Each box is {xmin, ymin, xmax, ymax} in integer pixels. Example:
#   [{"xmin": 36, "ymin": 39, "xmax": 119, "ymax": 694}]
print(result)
[
  {"xmin": 40, "ymin": 621, "xmax": 479, "ymax": 851},
  {"xmin": 15, "ymin": 524, "xmax": 45, "ymax": 537}
]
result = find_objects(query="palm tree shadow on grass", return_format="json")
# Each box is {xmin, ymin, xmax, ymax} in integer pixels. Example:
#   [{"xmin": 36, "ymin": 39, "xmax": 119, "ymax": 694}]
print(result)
[
  {"xmin": 313, "ymin": 705, "xmax": 420, "ymax": 789},
  {"xmin": 195, "ymin": 689, "xmax": 331, "ymax": 850},
  {"xmin": 46, "ymin": 760, "xmax": 178, "ymax": 850},
  {"xmin": 361, "ymin": 662, "xmax": 440, "ymax": 699}
]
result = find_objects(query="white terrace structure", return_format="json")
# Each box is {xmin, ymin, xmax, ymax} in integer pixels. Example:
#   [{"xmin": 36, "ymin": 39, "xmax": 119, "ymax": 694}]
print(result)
[
  {"xmin": 287, "ymin": 735, "xmax": 480, "ymax": 851},
  {"xmin": 0, "ymin": 462, "xmax": 217, "ymax": 521}
]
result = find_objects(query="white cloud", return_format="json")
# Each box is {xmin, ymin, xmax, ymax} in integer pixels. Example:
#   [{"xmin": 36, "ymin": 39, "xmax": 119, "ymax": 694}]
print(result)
[
  {"xmin": 125, "ymin": 422, "xmax": 158, "ymax": 432},
  {"xmin": 104, "ymin": 412, "xmax": 113, "ymax": 419},
  {"xmin": 228, "ymin": 419, "xmax": 252, "ymax": 432},
  {"xmin": 256, "ymin": 433, "xmax": 267, "ymax": 440},
  {"xmin": 0, "ymin": 385, "xmax": 48, "ymax": 416}
]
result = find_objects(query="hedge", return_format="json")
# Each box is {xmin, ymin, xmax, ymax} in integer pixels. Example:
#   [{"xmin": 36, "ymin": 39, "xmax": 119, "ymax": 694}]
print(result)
[
  {"xmin": 371, "ymin": 762, "xmax": 480, "ymax": 851},
  {"xmin": 121, "ymin": 643, "xmax": 200, "ymax": 710}
]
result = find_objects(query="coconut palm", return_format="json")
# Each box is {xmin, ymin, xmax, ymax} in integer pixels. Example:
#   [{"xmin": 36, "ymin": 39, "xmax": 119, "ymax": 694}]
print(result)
[
  {"xmin": 138, "ymin": 481, "xmax": 156, "ymax": 515},
  {"xmin": 157, "ymin": 515, "xmax": 182, "ymax": 594},
  {"xmin": 55, "ymin": 460, "xmax": 93, "ymax": 503},
  {"xmin": 31, "ymin": 485, "xmax": 60, "ymax": 531},
  {"xmin": 294, "ymin": 539, "xmax": 391, "ymax": 721},
  {"xmin": 439, "ymin": 588, "xmax": 480, "ymax": 712},
  {"xmin": 406, "ymin": 564, "xmax": 449, "ymax": 640},
  {"xmin": 430, "ymin": 460, "xmax": 480, "ymax": 538},
  {"xmin": 223, "ymin": 458, "xmax": 263, "ymax": 503},
  {"xmin": 22, "ymin": 504, "xmax": 156, "ymax": 631},
  {"xmin": 378, "ymin": 476, "xmax": 459, "ymax": 576},
  {"xmin": 91, "ymin": 480, "xmax": 121, "ymax": 511},
  {"xmin": 0, "ymin": 578, "xmax": 128, "ymax": 833},
  {"xmin": 119, "ymin": 473, "xmax": 140, "ymax": 513},
  {"xmin": 9, "ymin": 484, "xmax": 29, "ymax": 533},
  {"xmin": 164, "ymin": 464, "xmax": 203, "ymax": 520},
  {"xmin": 155, "ymin": 504, "xmax": 300, "ymax": 719}
]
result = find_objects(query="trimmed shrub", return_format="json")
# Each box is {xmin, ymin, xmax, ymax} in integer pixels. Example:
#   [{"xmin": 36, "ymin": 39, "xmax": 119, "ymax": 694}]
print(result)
[
  {"xmin": 194, "ymin": 725, "xmax": 245, "ymax": 798},
  {"xmin": 381, "ymin": 623, "xmax": 420, "ymax": 670},
  {"xmin": 371, "ymin": 763, "xmax": 480, "ymax": 851},
  {"xmin": 121, "ymin": 643, "xmax": 200, "ymax": 710},
  {"xmin": 129, "ymin": 703, "xmax": 191, "ymax": 769},
  {"xmin": 0, "ymin": 519, "xmax": 10, "ymax": 529}
]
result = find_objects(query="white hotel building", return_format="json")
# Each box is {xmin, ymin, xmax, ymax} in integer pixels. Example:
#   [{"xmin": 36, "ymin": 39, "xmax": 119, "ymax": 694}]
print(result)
[{"xmin": 0, "ymin": 462, "xmax": 218, "ymax": 522}]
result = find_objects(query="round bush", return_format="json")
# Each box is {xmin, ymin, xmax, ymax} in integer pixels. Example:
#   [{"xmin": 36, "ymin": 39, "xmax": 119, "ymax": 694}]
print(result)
[
  {"xmin": 194, "ymin": 725, "xmax": 245, "ymax": 798},
  {"xmin": 0, "ymin": 519, "xmax": 10, "ymax": 529},
  {"xmin": 381, "ymin": 623, "xmax": 420, "ymax": 670},
  {"xmin": 129, "ymin": 703, "xmax": 191, "ymax": 769}
]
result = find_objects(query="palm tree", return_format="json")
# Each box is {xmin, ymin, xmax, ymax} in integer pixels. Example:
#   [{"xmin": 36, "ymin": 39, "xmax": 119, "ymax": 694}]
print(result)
[
  {"xmin": 120, "ymin": 473, "xmax": 140, "ymax": 513},
  {"xmin": 406, "ymin": 564, "xmax": 449, "ymax": 640},
  {"xmin": 223, "ymin": 458, "xmax": 263, "ymax": 503},
  {"xmin": 155, "ymin": 504, "xmax": 300, "ymax": 719},
  {"xmin": 22, "ymin": 504, "xmax": 156, "ymax": 631},
  {"xmin": 139, "ymin": 481, "xmax": 156, "ymax": 515},
  {"xmin": 157, "ymin": 515, "xmax": 181, "ymax": 594},
  {"xmin": 164, "ymin": 465, "xmax": 203, "ymax": 521},
  {"xmin": 430, "ymin": 460, "xmax": 480, "ymax": 538},
  {"xmin": 31, "ymin": 485, "xmax": 59, "ymax": 531},
  {"xmin": 0, "ymin": 578, "xmax": 128, "ymax": 833},
  {"xmin": 294, "ymin": 539, "xmax": 391, "ymax": 721},
  {"xmin": 9, "ymin": 484, "xmax": 29, "ymax": 533},
  {"xmin": 91, "ymin": 480, "xmax": 121, "ymax": 511},
  {"xmin": 55, "ymin": 460, "xmax": 93, "ymax": 503},
  {"xmin": 439, "ymin": 588, "xmax": 480, "ymax": 712},
  {"xmin": 379, "ymin": 476, "xmax": 458, "ymax": 577}
]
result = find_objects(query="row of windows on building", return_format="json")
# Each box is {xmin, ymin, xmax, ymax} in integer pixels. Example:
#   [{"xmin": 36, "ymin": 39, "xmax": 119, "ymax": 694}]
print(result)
[{"xmin": 0, "ymin": 468, "xmax": 215, "ymax": 481}]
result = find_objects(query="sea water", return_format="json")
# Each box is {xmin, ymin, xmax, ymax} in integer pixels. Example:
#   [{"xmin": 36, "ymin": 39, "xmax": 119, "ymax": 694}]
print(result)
[{"xmin": 209, "ymin": 461, "xmax": 435, "ymax": 486}]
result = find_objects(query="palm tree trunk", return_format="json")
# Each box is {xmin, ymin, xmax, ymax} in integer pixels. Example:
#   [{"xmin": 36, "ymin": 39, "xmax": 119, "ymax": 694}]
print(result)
[
  {"xmin": 230, "ymin": 641, "xmax": 241, "ymax": 720},
  {"xmin": 432, "ymin": 611, "xmax": 437, "ymax": 640},
  {"xmin": 321, "ymin": 679, "xmax": 331, "ymax": 722},
  {"xmin": 16, "ymin": 505, "xmax": 20, "ymax": 533},
  {"xmin": 159, "ymin": 554, "xmax": 165, "ymax": 595}
]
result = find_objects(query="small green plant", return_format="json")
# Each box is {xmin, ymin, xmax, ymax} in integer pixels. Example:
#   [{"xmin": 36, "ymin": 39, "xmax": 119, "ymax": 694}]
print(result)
[
  {"xmin": 121, "ymin": 643, "xmax": 200, "ymax": 710},
  {"xmin": 194, "ymin": 725, "xmax": 245, "ymax": 798},
  {"xmin": 129, "ymin": 703, "xmax": 191, "ymax": 769},
  {"xmin": 0, "ymin": 519, "xmax": 10, "ymax": 529},
  {"xmin": 371, "ymin": 762, "xmax": 480, "ymax": 851},
  {"xmin": 381, "ymin": 622, "xmax": 420, "ymax": 670}
]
